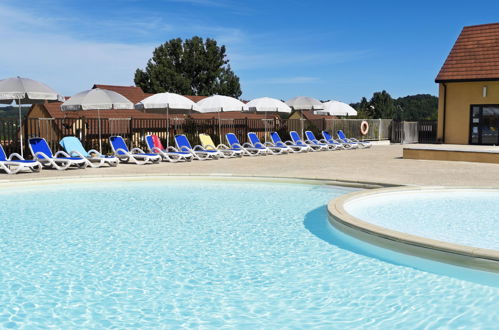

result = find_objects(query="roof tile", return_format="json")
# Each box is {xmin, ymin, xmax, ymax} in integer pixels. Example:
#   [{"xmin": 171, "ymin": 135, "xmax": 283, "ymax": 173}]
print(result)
[{"xmin": 436, "ymin": 22, "xmax": 499, "ymax": 82}]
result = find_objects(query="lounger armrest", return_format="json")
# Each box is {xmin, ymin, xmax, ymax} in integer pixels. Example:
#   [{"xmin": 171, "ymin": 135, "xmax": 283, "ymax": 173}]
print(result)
[
  {"xmin": 67, "ymin": 150, "xmax": 86, "ymax": 159},
  {"xmin": 131, "ymin": 147, "xmax": 146, "ymax": 154},
  {"xmin": 318, "ymin": 138, "xmax": 329, "ymax": 144},
  {"xmin": 150, "ymin": 146, "xmax": 162, "ymax": 153},
  {"xmin": 7, "ymin": 153, "xmax": 25, "ymax": 160},
  {"xmin": 242, "ymin": 142, "xmax": 254, "ymax": 148},
  {"xmin": 263, "ymin": 142, "xmax": 275, "ymax": 147},
  {"xmin": 55, "ymin": 150, "xmax": 72, "ymax": 158},
  {"xmin": 34, "ymin": 151, "xmax": 51, "ymax": 160},
  {"xmin": 202, "ymin": 144, "xmax": 217, "ymax": 151},
  {"xmin": 216, "ymin": 143, "xmax": 230, "ymax": 150},
  {"xmin": 193, "ymin": 145, "xmax": 206, "ymax": 151},
  {"xmin": 114, "ymin": 148, "xmax": 130, "ymax": 155},
  {"xmin": 87, "ymin": 149, "xmax": 102, "ymax": 157},
  {"xmin": 179, "ymin": 146, "xmax": 191, "ymax": 152},
  {"xmin": 166, "ymin": 146, "xmax": 180, "ymax": 152},
  {"xmin": 229, "ymin": 143, "xmax": 243, "ymax": 149},
  {"xmin": 304, "ymin": 139, "xmax": 315, "ymax": 144}
]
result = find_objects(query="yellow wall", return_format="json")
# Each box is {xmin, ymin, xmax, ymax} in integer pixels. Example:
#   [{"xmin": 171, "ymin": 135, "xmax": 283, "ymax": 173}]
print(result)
[{"xmin": 437, "ymin": 81, "xmax": 499, "ymax": 144}]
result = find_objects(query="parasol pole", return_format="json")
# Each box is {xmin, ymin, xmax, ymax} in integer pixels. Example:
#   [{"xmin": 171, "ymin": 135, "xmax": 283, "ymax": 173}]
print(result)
[
  {"xmin": 166, "ymin": 104, "xmax": 170, "ymax": 148},
  {"xmin": 18, "ymin": 97, "xmax": 23, "ymax": 157},
  {"xmin": 98, "ymin": 108, "xmax": 102, "ymax": 153}
]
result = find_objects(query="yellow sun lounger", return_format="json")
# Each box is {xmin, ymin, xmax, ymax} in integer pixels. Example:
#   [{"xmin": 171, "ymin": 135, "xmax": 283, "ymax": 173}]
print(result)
[{"xmin": 199, "ymin": 134, "xmax": 242, "ymax": 158}]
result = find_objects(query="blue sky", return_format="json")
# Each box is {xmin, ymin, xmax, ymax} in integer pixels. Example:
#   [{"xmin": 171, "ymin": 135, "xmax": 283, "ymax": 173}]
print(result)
[{"xmin": 1, "ymin": 0, "xmax": 498, "ymax": 103}]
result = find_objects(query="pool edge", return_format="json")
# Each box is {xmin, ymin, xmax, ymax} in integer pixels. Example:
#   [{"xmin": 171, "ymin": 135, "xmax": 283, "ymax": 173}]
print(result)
[{"xmin": 327, "ymin": 186, "xmax": 499, "ymax": 273}]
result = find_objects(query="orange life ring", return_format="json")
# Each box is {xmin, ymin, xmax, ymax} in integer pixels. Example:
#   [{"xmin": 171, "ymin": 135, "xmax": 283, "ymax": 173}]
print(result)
[{"xmin": 360, "ymin": 121, "xmax": 369, "ymax": 135}]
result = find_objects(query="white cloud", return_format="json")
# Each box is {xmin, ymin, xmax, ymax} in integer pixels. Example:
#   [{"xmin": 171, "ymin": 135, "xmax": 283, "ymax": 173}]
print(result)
[{"xmin": 0, "ymin": 3, "xmax": 154, "ymax": 96}]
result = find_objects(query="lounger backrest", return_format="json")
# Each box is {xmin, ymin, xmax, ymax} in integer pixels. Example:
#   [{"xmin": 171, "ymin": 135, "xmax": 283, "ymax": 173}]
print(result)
[
  {"xmin": 322, "ymin": 131, "xmax": 333, "ymax": 142},
  {"xmin": 270, "ymin": 132, "xmax": 285, "ymax": 146},
  {"xmin": 145, "ymin": 135, "xmax": 165, "ymax": 153},
  {"xmin": 0, "ymin": 144, "xmax": 7, "ymax": 161},
  {"xmin": 247, "ymin": 132, "xmax": 264, "ymax": 148},
  {"xmin": 289, "ymin": 131, "xmax": 304, "ymax": 145},
  {"xmin": 305, "ymin": 131, "xmax": 317, "ymax": 142},
  {"xmin": 29, "ymin": 138, "xmax": 54, "ymax": 159},
  {"xmin": 226, "ymin": 133, "xmax": 241, "ymax": 149},
  {"xmin": 60, "ymin": 136, "xmax": 89, "ymax": 157},
  {"xmin": 109, "ymin": 136, "xmax": 129, "ymax": 155},
  {"xmin": 337, "ymin": 130, "xmax": 347, "ymax": 140},
  {"xmin": 199, "ymin": 134, "xmax": 216, "ymax": 150},
  {"xmin": 175, "ymin": 135, "xmax": 192, "ymax": 151}
]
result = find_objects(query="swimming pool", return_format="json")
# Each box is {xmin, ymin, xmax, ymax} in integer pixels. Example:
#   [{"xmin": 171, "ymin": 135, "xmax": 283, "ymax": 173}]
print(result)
[
  {"xmin": 344, "ymin": 188, "xmax": 499, "ymax": 251},
  {"xmin": 1, "ymin": 178, "xmax": 498, "ymax": 328}
]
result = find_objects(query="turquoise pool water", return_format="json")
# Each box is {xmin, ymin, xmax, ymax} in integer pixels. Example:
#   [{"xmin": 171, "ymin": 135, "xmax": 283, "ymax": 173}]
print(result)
[
  {"xmin": 344, "ymin": 189, "xmax": 499, "ymax": 251},
  {"xmin": 0, "ymin": 180, "xmax": 498, "ymax": 328}
]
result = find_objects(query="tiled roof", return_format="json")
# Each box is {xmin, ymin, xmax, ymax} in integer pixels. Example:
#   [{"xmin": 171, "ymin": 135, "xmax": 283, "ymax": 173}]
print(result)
[
  {"xmin": 184, "ymin": 95, "xmax": 208, "ymax": 103},
  {"xmin": 43, "ymin": 102, "xmax": 167, "ymax": 119},
  {"xmin": 301, "ymin": 110, "xmax": 333, "ymax": 120},
  {"xmin": 436, "ymin": 22, "xmax": 499, "ymax": 82},
  {"xmin": 191, "ymin": 111, "xmax": 268, "ymax": 120},
  {"xmin": 92, "ymin": 84, "xmax": 151, "ymax": 103}
]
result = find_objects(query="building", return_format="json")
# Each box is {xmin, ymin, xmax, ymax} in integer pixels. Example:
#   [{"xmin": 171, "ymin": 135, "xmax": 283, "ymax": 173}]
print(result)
[{"xmin": 436, "ymin": 22, "xmax": 499, "ymax": 145}]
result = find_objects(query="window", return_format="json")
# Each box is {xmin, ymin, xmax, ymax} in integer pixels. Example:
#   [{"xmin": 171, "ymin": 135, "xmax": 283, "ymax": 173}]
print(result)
[{"xmin": 469, "ymin": 105, "xmax": 499, "ymax": 145}]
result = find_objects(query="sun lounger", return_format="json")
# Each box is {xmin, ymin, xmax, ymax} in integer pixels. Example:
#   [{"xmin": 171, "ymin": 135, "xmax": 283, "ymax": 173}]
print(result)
[
  {"xmin": 29, "ymin": 137, "xmax": 88, "ymax": 170},
  {"xmin": 174, "ymin": 134, "xmax": 219, "ymax": 160},
  {"xmin": 60, "ymin": 136, "xmax": 118, "ymax": 168},
  {"xmin": 199, "ymin": 133, "xmax": 242, "ymax": 158},
  {"xmin": 145, "ymin": 134, "xmax": 193, "ymax": 162},
  {"xmin": 225, "ymin": 133, "xmax": 266, "ymax": 156},
  {"xmin": 289, "ymin": 131, "xmax": 325, "ymax": 151},
  {"xmin": 321, "ymin": 131, "xmax": 351, "ymax": 149},
  {"xmin": 0, "ymin": 144, "xmax": 42, "ymax": 174},
  {"xmin": 247, "ymin": 132, "xmax": 286, "ymax": 154},
  {"xmin": 270, "ymin": 132, "xmax": 309, "ymax": 153},
  {"xmin": 305, "ymin": 131, "xmax": 338, "ymax": 150},
  {"xmin": 109, "ymin": 136, "xmax": 161, "ymax": 165},
  {"xmin": 337, "ymin": 130, "xmax": 372, "ymax": 148}
]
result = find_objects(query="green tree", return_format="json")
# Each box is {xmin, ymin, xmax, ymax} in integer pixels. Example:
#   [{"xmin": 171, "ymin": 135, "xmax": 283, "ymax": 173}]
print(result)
[
  {"xmin": 351, "ymin": 97, "xmax": 372, "ymax": 118},
  {"xmin": 394, "ymin": 94, "xmax": 438, "ymax": 121},
  {"xmin": 369, "ymin": 90, "xmax": 396, "ymax": 119},
  {"xmin": 134, "ymin": 37, "xmax": 242, "ymax": 97}
]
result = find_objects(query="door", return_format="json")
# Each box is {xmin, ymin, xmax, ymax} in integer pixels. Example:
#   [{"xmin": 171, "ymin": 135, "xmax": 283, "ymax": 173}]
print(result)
[{"xmin": 470, "ymin": 105, "xmax": 499, "ymax": 145}]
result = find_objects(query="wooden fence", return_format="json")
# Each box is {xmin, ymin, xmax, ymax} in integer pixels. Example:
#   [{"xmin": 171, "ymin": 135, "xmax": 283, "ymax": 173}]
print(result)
[{"xmin": 0, "ymin": 117, "xmax": 436, "ymax": 157}]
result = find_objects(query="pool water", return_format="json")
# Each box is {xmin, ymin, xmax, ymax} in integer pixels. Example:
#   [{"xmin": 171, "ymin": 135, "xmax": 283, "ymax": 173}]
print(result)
[
  {"xmin": 344, "ymin": 189, "xmax": 499, "ymax": 251},
  {"xmin": 0, "ymin": 180, "xmax": 498, "ymax": 328}
]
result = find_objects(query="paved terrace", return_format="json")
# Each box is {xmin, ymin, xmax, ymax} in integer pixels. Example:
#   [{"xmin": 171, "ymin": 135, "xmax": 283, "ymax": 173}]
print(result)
[{"xmin": 3, "ymin": 145, "xmax": 499, "ymax": 187}]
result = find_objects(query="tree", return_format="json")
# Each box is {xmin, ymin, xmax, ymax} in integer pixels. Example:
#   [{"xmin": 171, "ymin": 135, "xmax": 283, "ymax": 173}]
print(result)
[
  {"xmin": 369, "ymin": 90, "xmax": 396, "ymax": 119},
  {"xmin": 351, "ymin": 91, "xmax": 438, "ymax": 120},
  {"xmin": 134, "ymin": 37, "xmax": 242, "ymax": 97}
]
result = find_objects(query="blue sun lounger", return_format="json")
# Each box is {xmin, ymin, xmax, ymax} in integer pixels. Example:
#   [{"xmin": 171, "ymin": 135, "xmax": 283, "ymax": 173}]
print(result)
[
  {"xmin": 305, "ymin": 131, "xmax": 337, "ymax": 150},
  {"xmin": 29, "ymin": 137, "xmax": 88, "ymax": 170},
  {"xmin": 225, "ymin": 133, "xmax": 266, "ymax": 156},
  {"xmin": 289, "ymin": 131, "xmax": 324, "ymax": 151},
  {"xmin": 145, "ymin": 134, "xmax": 193, "ymax": 162},
  {"xmin": 321, "ymin": 131, "xmax": 351, "ymax": 149},
  {"xmin": 247, "ymin": 132, "xmax": 286, "ymax": 154},
  {"xmin": 0, "ymin": 144, "xmax": 42, "ymax": 174},
  {"xmin": 60, "ymin": 136, "xmax": 118, "ymax": 168},
  {"xmin": 270, "ymin": 132, "xmax": 309, "ymax": 153},
  {"xmin": 174, "ymin": 134, "xmax": 219, "ymax": 160},
  {"xmin": 337, "ymin": 130, "xmax": 371, "ymax": 148},
  {"xmin": 109, "ymin": 136, "xmax": 161, "ymax": 165}
]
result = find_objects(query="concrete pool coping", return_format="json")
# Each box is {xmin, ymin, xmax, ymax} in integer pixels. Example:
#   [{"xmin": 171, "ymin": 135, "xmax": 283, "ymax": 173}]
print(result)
[{"xmin": 328, "ymin": 186, "xmax": 499, "ymax": 273}]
